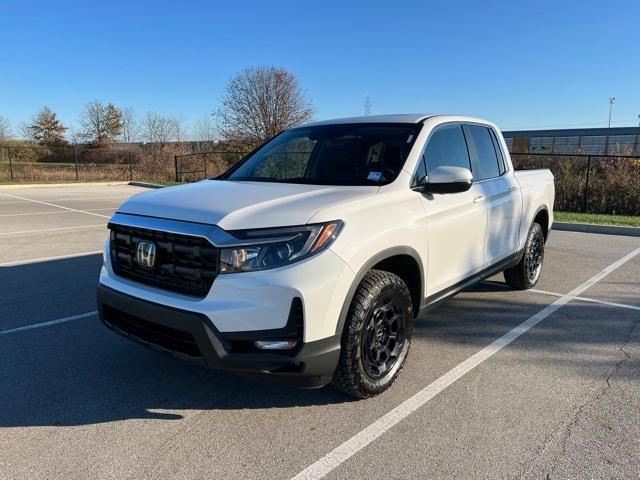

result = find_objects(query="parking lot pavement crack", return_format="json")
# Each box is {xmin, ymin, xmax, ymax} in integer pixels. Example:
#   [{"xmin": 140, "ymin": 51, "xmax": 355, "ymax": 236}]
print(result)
[{"xmin": 520, "ymin": 317, "xmax": 640, "ymax": 480}]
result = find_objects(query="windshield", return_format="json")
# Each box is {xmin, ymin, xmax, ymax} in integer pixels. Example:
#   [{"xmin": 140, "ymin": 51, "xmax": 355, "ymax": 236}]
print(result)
[{"xmin": 222, "ymin": 123, "xmax": 422, "ymax": 186}]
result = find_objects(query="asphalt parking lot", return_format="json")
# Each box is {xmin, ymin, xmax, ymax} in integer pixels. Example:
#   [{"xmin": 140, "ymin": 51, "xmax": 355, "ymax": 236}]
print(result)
[{"xmin": 1, "ymin": 184, "xmax": 639, "ymax": 480}]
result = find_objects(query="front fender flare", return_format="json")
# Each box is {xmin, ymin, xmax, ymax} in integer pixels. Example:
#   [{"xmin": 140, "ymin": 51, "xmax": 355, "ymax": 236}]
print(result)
[{"xmin": 334, "ymin": 246, "xmax": 424, "ymax": 336}]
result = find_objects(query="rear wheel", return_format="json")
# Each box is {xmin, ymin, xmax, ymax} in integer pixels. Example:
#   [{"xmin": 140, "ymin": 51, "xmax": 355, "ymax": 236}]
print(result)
[
  {"xmin": 504, "ymin": 222, "xmax": 545, "ymax": 290},
  {"xmin": 332, "ymin": 270, "xmax": 413, "ymax": 399}
]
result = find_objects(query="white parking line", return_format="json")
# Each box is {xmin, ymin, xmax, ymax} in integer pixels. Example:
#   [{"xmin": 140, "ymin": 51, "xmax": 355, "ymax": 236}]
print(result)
[
  {"xmin": 291, "ymin": 245, "xmax": 640, "ymax": 480},
  {"xmin": 0, "ymin": 311, "xmax": 97, "ymax": 336},
  {"xmin": 0, "ymin": 250, "xmax": 102, "ymax": 267},
  {"xmin": 0, "ymin": 197, "xmax": 129, "ymax": 205},
  {"xmin": 531, "ymin": 288, "xmax": 640, "ymax": 312},
  {"xmin": 0, "ymin": 193, "xmax": 111, "ymax": 218},
  {"xmin": 0, "ymin": 224, "xmax": 105, "ymax": 236},
  {"xmin": 0, "ymin": 208, "xmax": 115, "ymax": 217}
]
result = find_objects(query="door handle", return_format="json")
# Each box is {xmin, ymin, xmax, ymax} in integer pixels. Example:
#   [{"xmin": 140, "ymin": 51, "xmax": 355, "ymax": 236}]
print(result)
[
  {"xmin": 473, "ymin": 195, "xmax": 485, "ymax": 203},
  {"xmin": 508, "ymin": 186, "xmax": 518, "ymax": 192}
]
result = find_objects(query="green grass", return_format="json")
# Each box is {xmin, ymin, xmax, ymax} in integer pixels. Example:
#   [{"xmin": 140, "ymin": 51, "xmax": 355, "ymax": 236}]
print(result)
[{"xmin": 555, "ymin": 211, "xmax": 640, "ymax": 227}]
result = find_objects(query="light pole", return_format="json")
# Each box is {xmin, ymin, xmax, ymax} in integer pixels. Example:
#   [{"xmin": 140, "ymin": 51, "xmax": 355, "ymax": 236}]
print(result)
[
  {"xmin": 637, "ymin": 114, "xmax": 640, "ymax": 127},
  {"xmin": 608, "ymin": 97, "xmax": 616, "ymax": 128}
]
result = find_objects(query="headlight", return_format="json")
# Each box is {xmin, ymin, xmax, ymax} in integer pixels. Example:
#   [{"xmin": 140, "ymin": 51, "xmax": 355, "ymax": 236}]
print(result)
[{"xmin": 219, "ymin": 221, "xmax": 343, "ymax": 273}]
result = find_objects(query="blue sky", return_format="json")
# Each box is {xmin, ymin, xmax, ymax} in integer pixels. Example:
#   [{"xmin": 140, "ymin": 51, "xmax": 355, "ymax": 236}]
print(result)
[{"xmin": 1, "ymin": 0, "xmax": 639, "ymax": 136}]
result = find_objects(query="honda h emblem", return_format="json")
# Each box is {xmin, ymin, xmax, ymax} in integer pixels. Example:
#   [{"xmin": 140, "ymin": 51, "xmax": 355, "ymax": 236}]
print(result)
[{"xmin": 135, "ymin": 241, "xmax": 156, "ymax": 269}]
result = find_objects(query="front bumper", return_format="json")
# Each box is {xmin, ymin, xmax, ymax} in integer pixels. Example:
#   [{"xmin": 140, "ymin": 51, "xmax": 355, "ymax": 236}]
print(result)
[{"xmin": 97, "ymin": 285, "xmax": 341, "ymax": 387}]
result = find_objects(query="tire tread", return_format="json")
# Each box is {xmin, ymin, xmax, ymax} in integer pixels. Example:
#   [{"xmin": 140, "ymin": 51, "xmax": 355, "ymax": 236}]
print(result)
[
  {"xmin": 331, "ymin": 270, "xmax": 412, "ymax": 398},
  {"xmin": 504, "ymin": 222, "xmax": 544, "ymax": 290}
]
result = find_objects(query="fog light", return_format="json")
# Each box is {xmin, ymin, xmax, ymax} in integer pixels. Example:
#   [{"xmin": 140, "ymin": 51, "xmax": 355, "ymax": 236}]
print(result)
[{"xmin": 253, "ymin": 340, "xmax": 298, "ymax": 350}]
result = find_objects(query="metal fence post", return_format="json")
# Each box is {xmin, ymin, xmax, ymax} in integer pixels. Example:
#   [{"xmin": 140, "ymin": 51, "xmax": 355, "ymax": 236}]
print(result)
[
  {"xmin": 203, "ymin": 153, "xmax": 207, "ymax": 178},
  {"xmin": 8, "ymin": 148, "xmax": 14, "ymax": 182},
  {"xmin": 583, "ymin": 155, "xmax": 591, "ymax": 212},
  {"xmin": 128, "ymin": 151, "xmax": 133, "ymax": 181},
  {"xmin": 174, "ymin": 155, "xmax": 179, "ymax": 182},
  {"xmin": 74, "ymin": 148, "xmax": 79, "ymax": 181}
]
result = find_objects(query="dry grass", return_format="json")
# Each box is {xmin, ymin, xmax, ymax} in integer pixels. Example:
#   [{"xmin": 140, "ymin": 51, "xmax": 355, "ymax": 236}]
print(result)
[
  {"xmin": 0, "ymin": 163, "xmax": 176, "ymax": 184},
  {"xmin": 512, "ymin": 155, "xmax": 640, "ymax": 216}
]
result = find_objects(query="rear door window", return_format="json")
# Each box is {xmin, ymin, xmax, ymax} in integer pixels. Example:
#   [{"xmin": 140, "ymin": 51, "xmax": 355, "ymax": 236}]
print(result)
[{"xmin": 466, "ymin": 125, "xmax": 502, "ymax": 180}]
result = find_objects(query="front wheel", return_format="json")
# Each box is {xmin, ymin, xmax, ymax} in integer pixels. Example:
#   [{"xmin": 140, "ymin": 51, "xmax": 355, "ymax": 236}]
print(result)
[
  {"xmin": 504, "ymin": 222, "xmax": 545, "ymax": 290},
  {"xmin": 331, "ymin": 270, "xmax": 413, "ymax": 399}
]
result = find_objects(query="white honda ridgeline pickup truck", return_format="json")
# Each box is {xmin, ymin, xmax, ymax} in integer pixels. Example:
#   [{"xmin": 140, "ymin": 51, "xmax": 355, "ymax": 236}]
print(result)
[{"xmin": 98, "ymin": 114, "xmax": 554, "ymax": 398}]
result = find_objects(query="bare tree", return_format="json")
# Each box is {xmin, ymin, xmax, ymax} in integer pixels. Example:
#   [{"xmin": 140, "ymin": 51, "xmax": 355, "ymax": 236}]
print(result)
[
  {"xmin": 79, "ymin": 100, "xmax": 123, "ymax": 146},
  {"xmin": 140, "ymin": 112, "xmax": 177, "ymax": 151},
  {"xmin": 28, "ymin": 106, "xmax": 68, "ymax": 146},
  {"xmin": 120, "ymin": 106, "xmax": 139, "ymax": 144},
  {"xmin": 19, "ymin": 121, "xmax": 36, "ymax": 143},
  {"xmin": 0, "ymin": 116, "xmax": 12, "ymax": 144},
  {"xmin": 67, "ymin": 126, "xmax": 82, "ymax": 146},
  {"xmin": 193, "ymin": 116, "xmax": 218, "ymax": 151},
  {"xmin": 216, "ymin": 66, "xmax": 313, "ymax": 144},
  {"xmin": 172, "ymin": 115, "xmax": 188, "ymax": 145}
]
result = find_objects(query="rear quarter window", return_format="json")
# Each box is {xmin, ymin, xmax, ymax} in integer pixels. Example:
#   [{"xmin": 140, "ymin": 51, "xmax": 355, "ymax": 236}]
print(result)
[{"xmin": 466, "ymin": 125, "xmax": 502, "ymax": 181}]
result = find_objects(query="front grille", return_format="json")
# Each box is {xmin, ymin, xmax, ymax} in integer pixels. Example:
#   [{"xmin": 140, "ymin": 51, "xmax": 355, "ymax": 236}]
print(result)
[
  {"xmin": 103, "ymin": 305, "xmax": 202, "ymax": 357},
  {"xmin": 109, "ymin": 223, "xmax": 218, "ymax": 297}
]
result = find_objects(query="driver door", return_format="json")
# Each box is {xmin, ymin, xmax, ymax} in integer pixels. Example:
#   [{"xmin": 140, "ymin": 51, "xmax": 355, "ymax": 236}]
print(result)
[{"xmin": 415, "ymin": 124, "xmax": 487, "ymax": 296}]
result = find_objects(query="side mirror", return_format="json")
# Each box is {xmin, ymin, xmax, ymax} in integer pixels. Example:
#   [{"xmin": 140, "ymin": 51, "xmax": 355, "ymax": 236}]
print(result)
[{"xmin": 412, "ymin": 166, "xmax": 473, "ymax": 194}]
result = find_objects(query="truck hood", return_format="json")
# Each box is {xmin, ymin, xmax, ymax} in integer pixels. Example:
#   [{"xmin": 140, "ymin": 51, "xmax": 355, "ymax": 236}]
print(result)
[{"xmin": 117, "ymin": 180, "xmax": 379, "ymax": 230}]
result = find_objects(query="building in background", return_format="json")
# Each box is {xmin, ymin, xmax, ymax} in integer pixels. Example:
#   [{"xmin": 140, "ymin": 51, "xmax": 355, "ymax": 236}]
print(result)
[{"xmin": 502, "ymin": 127, "xmax": 640, "ymax": 155}]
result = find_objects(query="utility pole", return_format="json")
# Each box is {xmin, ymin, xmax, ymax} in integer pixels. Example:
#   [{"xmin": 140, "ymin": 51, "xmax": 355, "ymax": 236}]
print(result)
[
  {"xmin": 364, "ymin": 96, "xmax": 372, "ymax": 116},
  {"xmin": 637, "ymin": 114, "xmax": 640, "ymax": 127},
  {"xmin": 608, "ymin": 97, "xmax": 615, "ymax": 128}
]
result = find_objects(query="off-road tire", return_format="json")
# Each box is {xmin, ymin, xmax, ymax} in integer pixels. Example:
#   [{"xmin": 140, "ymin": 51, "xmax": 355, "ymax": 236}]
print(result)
[
  {"xmin": 331, "ymin": 270, "xmax": 413, "ymax": 399},
  {"xmin": 504, "ymin": 222, "xmax": 545, "ymax": 290}
]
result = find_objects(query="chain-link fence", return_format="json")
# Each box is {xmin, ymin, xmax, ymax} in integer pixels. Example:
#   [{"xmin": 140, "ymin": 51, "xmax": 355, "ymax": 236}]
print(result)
[
  {"xmin": 0, "ymin": 145, "xmax": 234, "ymax": 184},
  {"xmin": 3, "ymin": 146, "xmax": 639, "ymax": 216},
  {"xmin": 173, "ymin": 151, "xmax": 247, "ymax": 182},
  {"xmin": 511, "ymin": 152, "xmax": 640, "ymax": 215}
]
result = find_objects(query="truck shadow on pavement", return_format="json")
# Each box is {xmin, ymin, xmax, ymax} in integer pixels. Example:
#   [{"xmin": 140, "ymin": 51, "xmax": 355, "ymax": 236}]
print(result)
[
  {"xmin": 0, "ymin": 254, "xmax": 355, "ymax": 428},
  {"xmin": 1, "ymin": 256, "xmax": 639, "ymax": 427}
]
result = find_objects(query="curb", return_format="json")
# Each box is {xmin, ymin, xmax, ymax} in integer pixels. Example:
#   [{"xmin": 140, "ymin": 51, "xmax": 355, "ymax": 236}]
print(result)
[
  {"xmin": 128, "ymin": 181, "xmax": 165, "ymax": 189},
  {"xmin": 0, "ymin": 181, "xmax": 130, "ymax": 189},
  {"xmin": 553, "ymin": 222, "xmax": 640, "ymax": 238}
]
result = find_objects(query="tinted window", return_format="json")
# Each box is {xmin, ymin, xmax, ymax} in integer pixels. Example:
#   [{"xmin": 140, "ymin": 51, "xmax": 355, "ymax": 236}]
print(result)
[
  {"xmin": 504, "ymin": 137, "xmax": 514, "ymax": 152},
  {"xmin": 489, "ymin": 129, "xmax": 506, "ymax": 175},
  {"xmin": 424, "ymin": 125, "xmax": 471, "ymax": 173},
  {"xmin": 225, "ymin": 123, "xmax": 420, "ymax": 186},
  {"xmin": 413, "ymin": 155, "xmax": 427, "ymax": 185},
  {"xmin": 530, "ymin": 136, "xmax": 553, "ymax": 152},
  {"xmin": 554, "ymin": 136, "xmax": 579, "ymax": 153},
  {"xmin": 579, "ymin": 135, "xmax": 606, "ymax": 154},
  {"xmin": 467, "ymin": 125, "xmax": 501, "ymax": 180}
]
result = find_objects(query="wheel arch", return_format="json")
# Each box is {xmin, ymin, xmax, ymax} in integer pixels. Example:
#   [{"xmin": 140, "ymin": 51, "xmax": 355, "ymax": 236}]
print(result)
[
  {"xmin": 335, "ymin": 247, "xmax": 424, "ymax": 335},
  {"xmin": 532, "ymin": 206, "xmax": 550, "ymax": 241}
]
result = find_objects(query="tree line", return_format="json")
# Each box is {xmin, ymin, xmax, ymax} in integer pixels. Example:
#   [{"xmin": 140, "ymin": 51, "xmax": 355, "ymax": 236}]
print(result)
[{"xmin": 0, "ymin": 66, "xmax": 314, "ymax": 151}]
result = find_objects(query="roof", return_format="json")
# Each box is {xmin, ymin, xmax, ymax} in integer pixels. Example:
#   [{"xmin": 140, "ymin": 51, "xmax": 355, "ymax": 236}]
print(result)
[
  {"xmin": 303, "ymin": 114, "xmax": 434, "ymax": 126},
  {"xmin": 503, "ymin": 126, "xmax": 640, "ymax": 137}
]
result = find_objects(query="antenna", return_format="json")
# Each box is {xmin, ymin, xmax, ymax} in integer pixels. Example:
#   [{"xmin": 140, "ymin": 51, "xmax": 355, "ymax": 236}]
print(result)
[
  {"xmin": 364, "ymin": 96, "xmax": 372, "ymax": 116},
  {"xmin": 608, "ymin": 97, "xmax": 616, "ymax": 128}
]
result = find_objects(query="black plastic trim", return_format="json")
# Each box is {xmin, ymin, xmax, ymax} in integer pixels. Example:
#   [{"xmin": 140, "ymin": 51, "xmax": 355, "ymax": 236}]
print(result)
[
  {"xmin": 97, "ymin": 285, "xmax": 340, "ymax": 387},
  {"xmin": 222, "ymin": 297, "xmax": 303, "ymax": 341},
  {"xmin": 531, "ymin": 205, "xmax": 552, "ymax": 242},
  {"xmin": 421, "ymin": 248, "xmax": 524, "ymax": 312},
  {"xmin": 334, "ymin": 246, "xmax": 424, "ymax": 335},
  {"xmin": 334, "ymin": 247, "xmax": 525, "ymax": 339}
]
